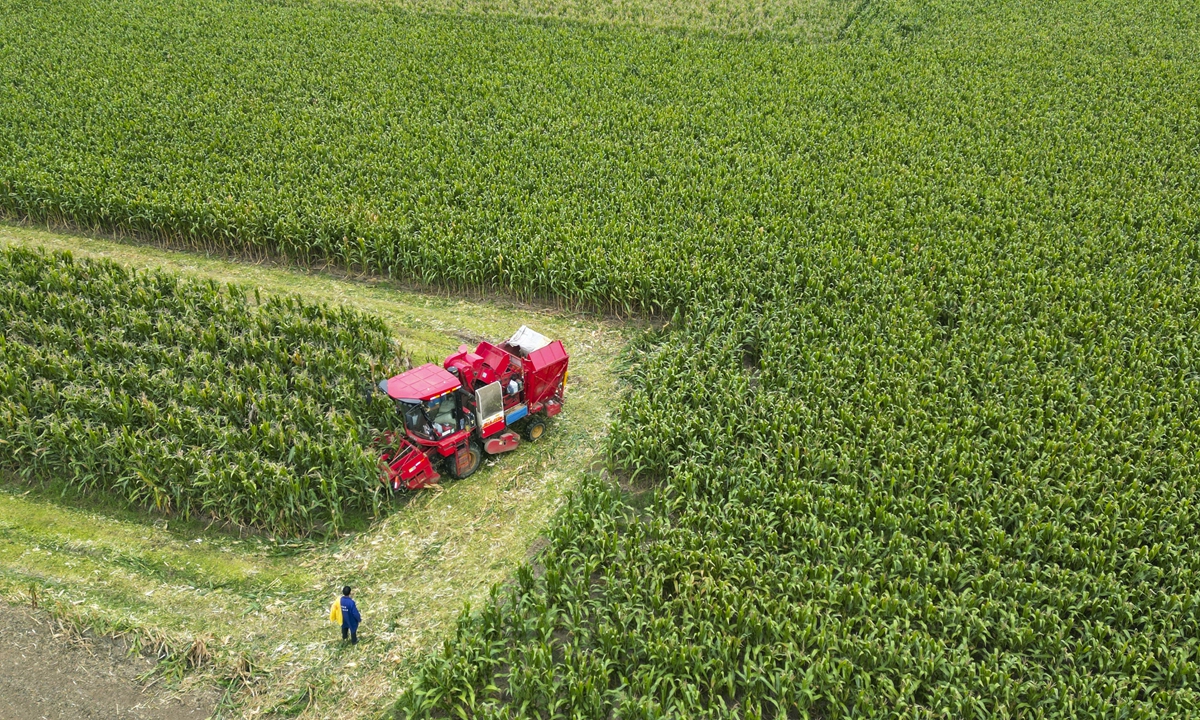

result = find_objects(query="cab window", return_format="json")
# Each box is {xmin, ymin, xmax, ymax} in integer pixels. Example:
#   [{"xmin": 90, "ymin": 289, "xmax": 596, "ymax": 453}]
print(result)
[
  {"xmin": 400, "ymin": 401, "xmax": 434, "ymax": 440},
  {"xmin": 400, "ymin": 394, "xmax": 459, "ymax": 440}
]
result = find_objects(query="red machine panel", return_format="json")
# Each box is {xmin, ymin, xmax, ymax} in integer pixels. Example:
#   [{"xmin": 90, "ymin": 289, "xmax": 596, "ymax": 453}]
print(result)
[
  {"xmin": 386, "ymin": 363, "xmax": 460, "ymax": 402},
  {"xmin": 523, "ymin": 340, "xmax": 569, "ymax": 405},
  {"xmin": 485, "ymin": 431, "xmax": 521, "ymax": 455}
]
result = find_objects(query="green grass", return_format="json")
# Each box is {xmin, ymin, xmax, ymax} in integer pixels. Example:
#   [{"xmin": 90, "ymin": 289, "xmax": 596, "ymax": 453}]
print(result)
[
  {"xmin": 358, "ymin": 0, "xmax": 861, "ymax": 40},
  {"xmin": 0, "ymin": 223, "xmax": 630, "ymax": 718}
]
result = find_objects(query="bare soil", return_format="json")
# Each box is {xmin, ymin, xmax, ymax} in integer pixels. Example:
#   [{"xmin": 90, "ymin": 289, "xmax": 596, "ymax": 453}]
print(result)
[{"xmin": 0, "ymin": 604, "xmax": 217, "ymax": 720}]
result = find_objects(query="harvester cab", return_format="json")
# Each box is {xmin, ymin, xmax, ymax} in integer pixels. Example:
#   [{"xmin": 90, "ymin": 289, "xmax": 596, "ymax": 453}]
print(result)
[{"xmin": 377, "ymin": 326, "xmax": 569, "ymax": 491}]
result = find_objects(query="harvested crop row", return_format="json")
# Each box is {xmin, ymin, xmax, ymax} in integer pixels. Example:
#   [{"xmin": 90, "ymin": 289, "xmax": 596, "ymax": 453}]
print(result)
[
  {"xmin": 0, "ymin": 247, "xmax": 403, "ymax": 535},
  {"xmin": 365, "ymin": 0, "xmax": 859, "ymax": 41}
]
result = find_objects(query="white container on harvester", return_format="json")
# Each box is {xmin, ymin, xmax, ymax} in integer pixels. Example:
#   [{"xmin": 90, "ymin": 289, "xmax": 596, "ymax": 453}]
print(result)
[{"xmin": 507, "ymin": 325, "xmax": 552, "ymax": 357}]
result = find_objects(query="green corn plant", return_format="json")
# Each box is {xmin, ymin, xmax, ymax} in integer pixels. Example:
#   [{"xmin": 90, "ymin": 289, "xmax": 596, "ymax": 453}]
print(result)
[
  {"xmin": 5, "ymin": 0, "xmax": 1200, "ymax": 715},
  {"xmin": 0, "ymin": 247, "xmax": 404, "ymax": 535}
]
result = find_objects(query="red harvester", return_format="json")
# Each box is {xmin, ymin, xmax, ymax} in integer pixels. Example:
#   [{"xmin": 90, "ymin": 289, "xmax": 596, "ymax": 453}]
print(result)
[{"xmin": 376, "ymin": 326, "xmax": 569, "ymax": 490}]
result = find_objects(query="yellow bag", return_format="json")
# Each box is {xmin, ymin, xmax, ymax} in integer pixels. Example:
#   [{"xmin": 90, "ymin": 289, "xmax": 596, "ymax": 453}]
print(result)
[{"xmin": 329, "ymin": 598, "xmax": 342, "ymax": 625}]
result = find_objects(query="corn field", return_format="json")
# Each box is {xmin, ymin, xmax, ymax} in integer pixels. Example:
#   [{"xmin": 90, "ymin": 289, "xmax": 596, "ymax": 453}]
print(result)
[
  {"xmin": 0, "ymin": 247, "xmax": 403, "ymax": 535},
  {"xmin": 3, "ymin": 0, "xmax": 1200, "ymax": 716},
  {"xmin": 0, "ymin": 0, "xmax": 934, "ymax": 318}
]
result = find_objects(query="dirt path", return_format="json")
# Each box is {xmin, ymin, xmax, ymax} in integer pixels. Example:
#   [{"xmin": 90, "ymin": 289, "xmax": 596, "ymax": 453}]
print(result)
[{"xmin": 0, "ymin": 604, "xmax": 217, "ymax": 720}]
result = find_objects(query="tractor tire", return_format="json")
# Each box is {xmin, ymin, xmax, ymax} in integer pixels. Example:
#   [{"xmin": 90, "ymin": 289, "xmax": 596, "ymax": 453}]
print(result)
[
  {"xmin": 453, "ymin": 440, "xmax": 483, "ymax": 479},
  {"xmin": 522, "ymin": 417, "xmax": 547, "ymax": 442}
]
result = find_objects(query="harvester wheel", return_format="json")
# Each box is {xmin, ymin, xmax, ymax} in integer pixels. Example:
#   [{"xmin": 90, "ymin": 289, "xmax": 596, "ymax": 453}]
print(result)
[
  {"xmin": 454, "ymin": 440, "xmax": 483, "ymax": 479},
  {"xmin": 523, "ymin": 417, "xmax": 547, "ymax": 442}
]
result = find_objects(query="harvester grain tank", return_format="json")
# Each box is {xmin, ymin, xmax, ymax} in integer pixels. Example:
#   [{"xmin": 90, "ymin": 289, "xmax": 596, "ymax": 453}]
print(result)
[{"xmin": 376, "ymin": 326, "xmax": 569, "ymax": 490}]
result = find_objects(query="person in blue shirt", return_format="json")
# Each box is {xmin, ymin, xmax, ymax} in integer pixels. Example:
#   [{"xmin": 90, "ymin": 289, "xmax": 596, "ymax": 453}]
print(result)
[{"xmin": 340, "ymin": 585, "xmax": 361, "ymax": 644}]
